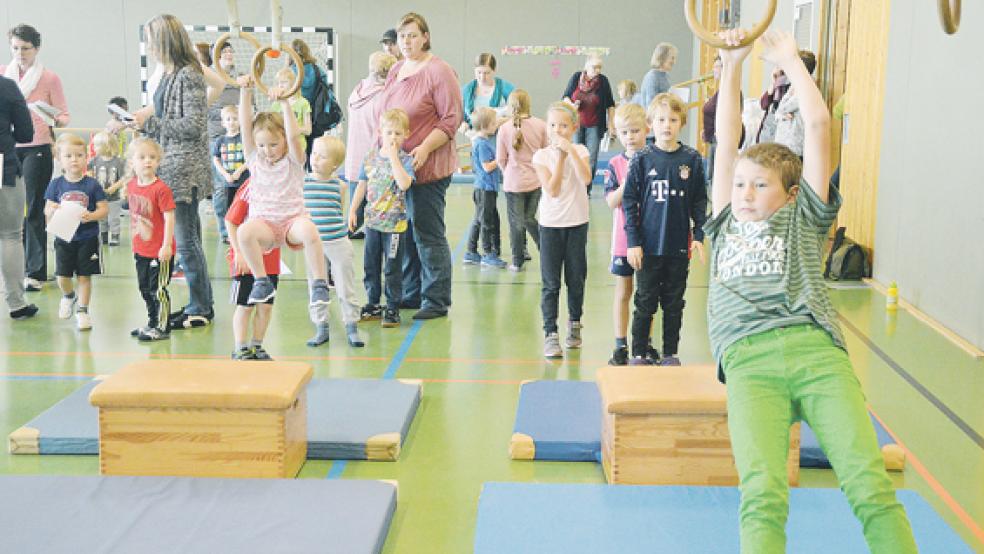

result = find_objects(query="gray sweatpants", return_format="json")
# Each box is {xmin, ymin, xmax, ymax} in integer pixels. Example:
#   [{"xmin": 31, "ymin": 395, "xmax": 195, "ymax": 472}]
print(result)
[
  {"xmin": 0, "ymin": 179, "xmax": 28, "ymax": 311},
  {"xmin": 309, "ymin": 236, "xmax": 361, "ymax": 325}
]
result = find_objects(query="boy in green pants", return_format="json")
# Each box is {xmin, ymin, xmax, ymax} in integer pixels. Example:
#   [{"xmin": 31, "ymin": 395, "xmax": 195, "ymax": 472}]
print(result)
[{"xmin": 707, "ymin": 29, "xmax": 917, "ymax": 552}]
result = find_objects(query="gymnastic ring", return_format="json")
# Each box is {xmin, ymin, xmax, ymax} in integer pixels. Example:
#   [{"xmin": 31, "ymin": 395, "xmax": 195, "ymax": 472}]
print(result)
[
  {"xmin": 938, "ymin": 0, "xmax": 960, "ymax": 34},
  {"xmin": 252, "ymin": 44, "xmax": 304, "ymax": 100},
  {"xmin": 212, "ymin": 32, "xmax": 263, "ymax": 86},
  {"xmin": 685, "ymin": 0, "xmax": 777, "ymax": 50}
]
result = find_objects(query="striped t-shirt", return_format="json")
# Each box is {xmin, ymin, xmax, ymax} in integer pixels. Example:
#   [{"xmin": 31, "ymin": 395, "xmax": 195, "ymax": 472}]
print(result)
[
  {"xmin": 704, "ymin": 181, "xmax": 845, "ymax": 380},
  {"xmin": 303, "ymin": 175, "xmax": 347, "ymax": 242}
]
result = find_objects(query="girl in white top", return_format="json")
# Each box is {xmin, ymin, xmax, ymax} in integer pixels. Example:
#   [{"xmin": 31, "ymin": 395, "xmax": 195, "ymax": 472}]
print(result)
[
  {"xmin": 531, "ymin": 101, "xmax": 592, "ymax": 359},
  {"xmin": 234, "ymin": 74, "xmax": 330, "ymax": 308}
]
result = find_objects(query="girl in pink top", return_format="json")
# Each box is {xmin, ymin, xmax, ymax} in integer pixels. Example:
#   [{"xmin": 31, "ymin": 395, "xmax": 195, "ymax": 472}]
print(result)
[
  {"xmin": 3, "ymin": 24, "xmax": 70, "ymax": 287},
  {"xmin": 603, "ymin": 103, "xmax": 649, "ymax": 366},
  {"xmin": 234, "ymin": 74, "xmax": 330, "ymax": 308},
  {"xmin": 496, "ymin": 89, "xmax": 548, "ymax": 271}
]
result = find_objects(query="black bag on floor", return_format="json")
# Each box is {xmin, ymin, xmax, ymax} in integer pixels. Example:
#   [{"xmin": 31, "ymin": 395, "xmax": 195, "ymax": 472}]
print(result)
[{"xmin": 824, "ymin": 227, "xmax": 870, "ymax": 280}]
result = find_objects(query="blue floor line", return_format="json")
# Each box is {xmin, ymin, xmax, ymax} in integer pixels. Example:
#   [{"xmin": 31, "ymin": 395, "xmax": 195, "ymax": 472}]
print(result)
[
  {"xmin": 0, "ymin": 375, "xmax": 94, "ymax": 381},
  {"xmin": 329, "ymin": 220, "xmax": 469, "ymax": 479}
]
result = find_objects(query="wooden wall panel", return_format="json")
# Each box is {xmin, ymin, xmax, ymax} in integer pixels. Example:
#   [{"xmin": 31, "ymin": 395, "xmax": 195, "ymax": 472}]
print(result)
[{"xmin": 838, "ymin": 0, "xmax": 890, "ymax": 252}]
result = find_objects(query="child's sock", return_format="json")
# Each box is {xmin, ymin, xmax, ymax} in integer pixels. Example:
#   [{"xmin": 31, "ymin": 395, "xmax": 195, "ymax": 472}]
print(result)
[
  {"xmin": 235, "ymin": 341, "xmax": 250, "ymax": 351},
  {"xmin": 251, "ymin": 339, "xmax": 263, "ymax": 349},
  {"xmin": 307, "ymin": 323, "xmax": 330, "ymax": 347},
  {"xmin": 345, "ymin": 322, "xmax": 364, "ymax": 348},
  {"xmin": 615, "ymin": 337, "xmax": 627, "ymax": 348}
]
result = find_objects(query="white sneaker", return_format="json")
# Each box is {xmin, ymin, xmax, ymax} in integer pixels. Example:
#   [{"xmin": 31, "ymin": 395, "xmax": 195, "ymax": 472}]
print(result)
[
  {"xmin": 23, "ymin": 278, "xmax": 42, "ymax": 292},
  {"xmin": 544, "ymin": 332, "xmax": 563, "ymax": 359},
  {"xmin": 58, "ymin": 296, "xmax": 77, "ymax": 319},
  {"xmin": 76, "ymin": 311, "xmax": 92, "ymax": 331}
]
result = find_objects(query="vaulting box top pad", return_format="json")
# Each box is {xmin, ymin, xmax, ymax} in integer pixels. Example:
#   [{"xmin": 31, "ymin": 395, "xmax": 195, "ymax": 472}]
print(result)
[
  {"xmin": 596, "ymin": 365, "xmax": 725, "ymax": 415},
  {"xmin": 89, "ymin": 360, "xmax": 313, "ymax": 410}
]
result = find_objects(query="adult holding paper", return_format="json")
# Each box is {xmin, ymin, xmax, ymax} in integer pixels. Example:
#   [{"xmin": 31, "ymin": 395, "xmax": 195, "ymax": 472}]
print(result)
[
  {"xmin": 2, "ymin": 24, "xmax": 71, "ymax": 291},
  {"xmin": 0, "ymin": 73, "xmax": 37, "ymax": 319},
  {"xmin": 130, "ymin": 14, "xmax": 214, "ymax": 330},
  {"xmin": 460, "ymin": 53, "xmax": 514, "ymax": 133}
]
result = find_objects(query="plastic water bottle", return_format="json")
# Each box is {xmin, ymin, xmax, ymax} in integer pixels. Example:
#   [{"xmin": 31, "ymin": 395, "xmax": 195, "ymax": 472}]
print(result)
[{"xmin": 886, "ymin": 281, "xmax": 899, "ymax": 311}]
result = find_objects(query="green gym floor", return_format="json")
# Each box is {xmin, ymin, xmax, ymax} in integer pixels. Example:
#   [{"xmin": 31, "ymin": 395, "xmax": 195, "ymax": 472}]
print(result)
[{"xmin": 1, "ymin": 183, "xmax": 981, "ymax": 552}]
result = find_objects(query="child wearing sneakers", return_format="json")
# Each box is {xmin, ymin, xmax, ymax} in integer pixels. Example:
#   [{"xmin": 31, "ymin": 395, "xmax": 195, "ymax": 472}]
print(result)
[
  {"xmin": 622, "ymin": 93, "xmax": 707, "ymax": 366},
  {"xmin": 532, "ymin": 102, "xmax": 592, "ymax": 359},
  {"xmin": 234, "ymin": 74, "xmax": 331, "ymax": 309},
  {"xmin": 304, "ymin": 135, "xmax": 365, "ymax": 348},
  {"xmin": 43, "ymin": 133, "xmax": 108, "ymax": 331},
  {"xmin": 604, "ymin": 103, "xmax": 649, "ymax": 365},
  {"xmin": 226, "ymin": 181, "xmax": 278, "ymax": 360},
  {"xmin": 88, "ymin": 132, "xmax": 127, "ymax": 245},
  {"xmin": 462, "ymin": 107, "xmax": 506, "ymax": 269},
  {"xmin": 709, "ymin": 30, "xmax": 916, "ymax": 552},
  {"xmin": 349, "ymin": 109, "xmax": 415, "ymax": 328},
  {"xmin": 212, "ymin": 105, "xmax": 249, "ymax": 242},
  {"xmin": 125, "ymin": 137, "xmax": 175, "ymax": 341}
]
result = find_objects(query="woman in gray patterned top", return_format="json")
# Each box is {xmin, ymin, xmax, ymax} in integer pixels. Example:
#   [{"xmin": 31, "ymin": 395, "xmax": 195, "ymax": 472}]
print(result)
[{"xmin": 132, "ymin": 14, "xmax": 214, "ymax": 329}]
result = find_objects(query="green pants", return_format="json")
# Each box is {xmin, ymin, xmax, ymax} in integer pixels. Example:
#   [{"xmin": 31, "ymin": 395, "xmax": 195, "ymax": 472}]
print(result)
[{"xmin": 722, "ymin": 324, "xmax": 917, "ymax": 553}]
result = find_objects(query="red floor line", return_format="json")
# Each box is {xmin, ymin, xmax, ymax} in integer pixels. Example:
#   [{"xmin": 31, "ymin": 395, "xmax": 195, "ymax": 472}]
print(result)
[{"xmin": 869, "ymin": 407, "xmax": 984, "ymax": 546}]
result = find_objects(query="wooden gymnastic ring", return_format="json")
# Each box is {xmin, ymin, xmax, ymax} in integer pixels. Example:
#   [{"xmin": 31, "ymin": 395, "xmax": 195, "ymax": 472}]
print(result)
[
  {"xmin": 938, "ymin": 0, "xmax": 961, "ymax": 34},
  {"xmin": 252, "ymin": 44, "xmax": 304, "ymax": 100},
  {"xmin": 212, "ymin": 32, "xmax": 263, "ymax": 86},
  {"xmin": 685, "ymin": 0, "xmax": 777, "ymax": 50}
]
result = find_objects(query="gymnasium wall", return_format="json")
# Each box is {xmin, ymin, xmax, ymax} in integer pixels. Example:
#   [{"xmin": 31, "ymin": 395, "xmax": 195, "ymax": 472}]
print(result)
[
  {"xmin": 874, "ymin": 2, "xmax": 983, "ymax": 349},
  {"xmin": 0, "ymin": 1, "xmax": 695, "ymax": 135}
]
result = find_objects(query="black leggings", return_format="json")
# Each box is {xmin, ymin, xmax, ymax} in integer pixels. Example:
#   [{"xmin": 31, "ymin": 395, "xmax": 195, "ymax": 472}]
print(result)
[{"xmin": 17, "ymin": 145, "xmax": 53, "ymax": 280}]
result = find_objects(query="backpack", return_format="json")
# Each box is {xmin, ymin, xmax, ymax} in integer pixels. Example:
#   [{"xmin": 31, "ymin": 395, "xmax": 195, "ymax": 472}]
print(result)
[
  {"xmin": 309, "ymin": 65, "xmax": 343, "ymax": 134},
  {"xmin": 824, "ymin": 227, "xmax": 871, "ymax": 281}
]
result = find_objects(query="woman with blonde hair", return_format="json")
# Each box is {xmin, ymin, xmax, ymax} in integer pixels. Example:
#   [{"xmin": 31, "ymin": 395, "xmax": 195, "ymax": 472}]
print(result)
[
  {"xmin": 131, "ymin": 14, "xmax": 214, "ymax": 329},
  {"xmin": 562, "ymin": 53, "xmax": 615, "ymax": 194},
  {"xmin": 641, "ymin": 42, "xmax": 677, "ymax": 110}
]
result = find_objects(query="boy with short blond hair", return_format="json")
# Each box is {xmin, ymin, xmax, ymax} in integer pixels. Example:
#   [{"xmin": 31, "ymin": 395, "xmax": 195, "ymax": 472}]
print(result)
[
  {"xmin": 621, "ymin": 92, "xmax": 707, "ymax": 366},
  {"xmin": 708, "ymin": 29, "xmax": 916, "ymax": 552},
  {"xmin": 212, "ymin": 104, "xmax": 249, "ymax": 241},
  {"xmin": 305, "ymin": 135, "xmax": 364, "ymax": 347},
  {"xmin": 463, "ymin": 106, "xmax": 506, "ymax": 268},
  {"xmin": 349, "ymin": 108, "xmax": 415, "ymax": 328}
]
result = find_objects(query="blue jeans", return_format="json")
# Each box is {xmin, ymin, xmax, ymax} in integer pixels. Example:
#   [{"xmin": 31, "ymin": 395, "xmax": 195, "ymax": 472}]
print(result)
[
  {"xmin": 211, "ymin": 167, "xmax": 228, "ymax": 239},
  {"xmin": 402, "ymin": 223, "xmax": 421, "ymax": 305},
  {"xmin": 172, "ymin": 189, "xmax": 213, "ymax": 315},
  {"xmin": 575, "ymin": 126, "xmax": 603, "ymax": 192},
  {"xmin": 406, "ymin": 176, "xmax": 452, "ymax": 312},
  {"xmin": 363, "ymin": 228, "xmax": 405, "ymax": 309}
]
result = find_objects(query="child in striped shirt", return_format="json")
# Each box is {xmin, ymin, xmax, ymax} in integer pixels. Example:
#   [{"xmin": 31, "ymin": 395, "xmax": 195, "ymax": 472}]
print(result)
[{"xmin": 304, "ymin": 136, "xmax": 364, "ymax": 347}]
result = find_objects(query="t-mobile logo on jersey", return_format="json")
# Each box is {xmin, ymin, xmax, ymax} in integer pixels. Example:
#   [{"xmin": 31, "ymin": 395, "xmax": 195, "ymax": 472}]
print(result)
[{"xmin": 649, "ymin": 179, "xmax": 670, "ymax": 201}]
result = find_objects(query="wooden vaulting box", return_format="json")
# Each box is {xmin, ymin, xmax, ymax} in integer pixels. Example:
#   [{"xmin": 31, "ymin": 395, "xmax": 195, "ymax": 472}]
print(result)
[
  {"xmin": 89, "ymin": 360, "xmax": 312, "ymax": 479},
  {"xmin": 597, "ymin": 366, "xmax": 800, "ymax": 486}
]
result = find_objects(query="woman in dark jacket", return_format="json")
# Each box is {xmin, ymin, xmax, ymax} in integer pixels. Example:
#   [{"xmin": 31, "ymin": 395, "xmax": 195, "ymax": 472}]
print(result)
[
  {"xmin": 562, "ymin": 54, "xmax": 615, "ymax": 194},
  {"xmin": 0, "ymin": 74, "xmax": 37, "ymax": 319}
]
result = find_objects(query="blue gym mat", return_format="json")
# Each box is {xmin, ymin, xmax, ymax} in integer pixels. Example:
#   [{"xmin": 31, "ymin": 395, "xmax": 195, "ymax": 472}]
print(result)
[
  {"xmin": 0, "ymin": 475, "xmax": 395, "ymax": 553},
  {"xmin": 8, "ymin": 378, "xmax": 421, "ymax": 461},
  {"xmin": 474, "ymin": 483, "xmax": 971, "ymax": 553},
  {"xmin": 510, "ymin": 380, "xmax": 601, "ymax": 461},
  {"xmin": 510, "ymin": 380, "xmax": 900, "ymax": 468}
]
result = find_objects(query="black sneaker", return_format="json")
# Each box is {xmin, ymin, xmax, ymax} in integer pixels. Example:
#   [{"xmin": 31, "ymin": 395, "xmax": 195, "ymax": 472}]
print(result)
[
  {"xmin": 608, "ymin": 346, "xmax": 629, "ymax": 366},
  {"xmin": 131, "ymin": 326, "xmax": 149, "ymax": 337},
  {"xmin": 252, "ymin": 346, "xmax": 272, "ymax": 360},
  {"xmin": 232, "ymin": 346, "xmax": 254, "ymax": 360},
  {"xmin": 412, "ymin": 307, "xmax": 447, "ymax": 320},
  {"xmin": 360, "ymin": 304, "xmax": 383, "ymax": 321},
  {"xmin": 10, "ymin": 304, "xmax": 39, "ymax": 320},
  {"xmin": 381, "ymin": 307, "xmax": 401, "ymax": 328},
  {"xmin": 138, "ymin": 328, "xmax": 170, "ymax": 341}
]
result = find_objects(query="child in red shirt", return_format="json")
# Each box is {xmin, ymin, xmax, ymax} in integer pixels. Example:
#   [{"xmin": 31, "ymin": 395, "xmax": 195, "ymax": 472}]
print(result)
[
  {"xmin": 126, "ymin": 138, "xmax": 175, "ymax": 341},
  {"xmin": 226, "ymin": 181, "xmax": 281, "ymax": 360}
]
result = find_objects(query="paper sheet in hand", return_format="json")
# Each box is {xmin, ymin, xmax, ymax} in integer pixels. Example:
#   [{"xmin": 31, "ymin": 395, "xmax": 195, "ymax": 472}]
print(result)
[
  {"xmin": 46, "ymin": 202, "xmax": 86, "ymax": 242},
  {"xmin": 29, "ymin": 101, "xmax": 62, "ymax": 126}
]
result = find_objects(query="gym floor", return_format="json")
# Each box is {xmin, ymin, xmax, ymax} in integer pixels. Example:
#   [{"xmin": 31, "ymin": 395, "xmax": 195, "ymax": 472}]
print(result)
[{"xmin": 0, "ymin": 184, "xmax": 981, "ymax": 553}]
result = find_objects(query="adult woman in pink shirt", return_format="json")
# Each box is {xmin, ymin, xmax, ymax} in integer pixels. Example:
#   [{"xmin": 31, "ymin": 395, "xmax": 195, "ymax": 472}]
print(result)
[
  {"xmin": 3, "ymin": 24, "xmax": 70, "ymax": 289},
  {"xmin": 376, "ymin": 12, "xmax": 462, "ymax": 320}
]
